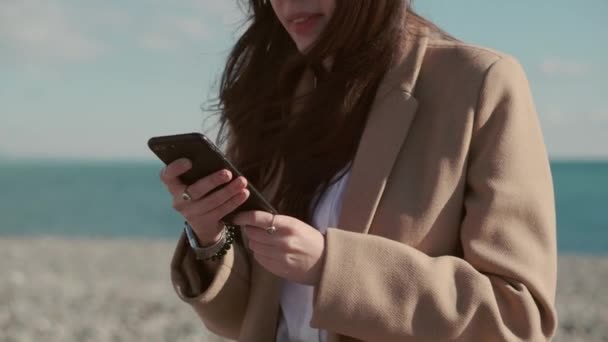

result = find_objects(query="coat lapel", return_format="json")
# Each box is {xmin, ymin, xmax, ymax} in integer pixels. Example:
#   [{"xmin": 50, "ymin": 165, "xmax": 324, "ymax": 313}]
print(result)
[{"xmin": 336, "ymin": 28, "xmax": 429, "ymax": 235}]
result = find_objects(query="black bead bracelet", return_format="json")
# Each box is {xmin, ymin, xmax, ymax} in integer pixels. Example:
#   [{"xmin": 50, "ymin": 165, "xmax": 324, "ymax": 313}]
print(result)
[
  {"xmin": 184, "ymin": 221, "xmax": 239, "ymax": 262},
  {"xmin": 207, "ymin": 224, "xmax": 237, "ymax": 261}
]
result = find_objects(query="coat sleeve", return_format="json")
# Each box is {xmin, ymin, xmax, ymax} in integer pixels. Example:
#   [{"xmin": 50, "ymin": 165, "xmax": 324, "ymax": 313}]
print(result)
[
  {"xmin": 170, "ymin": 231, "xmax": 251, "ymax": 340},
  {"xmin": 310, "ymin": 56, "xmax": 558, "ymax": 341}
]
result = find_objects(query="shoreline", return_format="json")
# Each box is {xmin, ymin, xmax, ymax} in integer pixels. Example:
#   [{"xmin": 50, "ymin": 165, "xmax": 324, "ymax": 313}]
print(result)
[{"xmin": 4, "ymin": 235, "xmax": 607, "ymax": 257}]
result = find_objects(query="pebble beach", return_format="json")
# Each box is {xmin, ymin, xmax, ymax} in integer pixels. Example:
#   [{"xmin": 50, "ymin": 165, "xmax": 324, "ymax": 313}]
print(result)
[{"xmin": 1, "ymin": 237, "xmax": 606, "ymax": 342}]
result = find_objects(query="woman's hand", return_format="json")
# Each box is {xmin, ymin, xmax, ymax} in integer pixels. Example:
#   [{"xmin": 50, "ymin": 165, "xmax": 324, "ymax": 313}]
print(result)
[
  {"xmin": 160, "ymin": 158, "xmax": 250, "ymax": 246},
  {"xmin": 232, "ymin": 211, "xmax": 326, "ymax": 286}
]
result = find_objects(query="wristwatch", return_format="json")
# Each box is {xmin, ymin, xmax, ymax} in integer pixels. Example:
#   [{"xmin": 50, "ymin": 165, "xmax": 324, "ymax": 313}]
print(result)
[{"xmin": 184, "ymin": 221, "xmax": 227, "ymax": 261}]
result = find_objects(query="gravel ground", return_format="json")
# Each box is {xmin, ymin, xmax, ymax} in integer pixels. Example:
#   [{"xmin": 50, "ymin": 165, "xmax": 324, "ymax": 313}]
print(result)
[{"xmin": 0, "ymin": 237, "xmax": 606, "ymax": 342}]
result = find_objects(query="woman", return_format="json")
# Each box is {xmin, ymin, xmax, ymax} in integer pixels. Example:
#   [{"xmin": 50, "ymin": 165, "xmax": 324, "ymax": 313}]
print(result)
[{"xmin": 161, "ymin": 0, "xmax": 558, "ymax": 341}]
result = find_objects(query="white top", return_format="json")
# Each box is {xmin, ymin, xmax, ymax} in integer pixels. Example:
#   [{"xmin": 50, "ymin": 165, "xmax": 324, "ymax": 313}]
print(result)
[{"xmin": 275, "ymin": 164, "xmax": 352, "ymax": 342}]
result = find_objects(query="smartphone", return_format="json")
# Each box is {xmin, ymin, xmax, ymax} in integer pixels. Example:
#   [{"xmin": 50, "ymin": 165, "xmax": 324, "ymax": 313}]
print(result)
[{"xmin": 147, "ymin": 132, "xmax": 278, "ymax": 222}]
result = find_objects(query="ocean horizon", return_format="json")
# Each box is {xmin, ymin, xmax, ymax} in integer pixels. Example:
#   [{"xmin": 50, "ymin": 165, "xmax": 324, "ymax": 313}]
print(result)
[{"xmin": 0, "ymin": 159, "xmax": 606, "ymax": 255}]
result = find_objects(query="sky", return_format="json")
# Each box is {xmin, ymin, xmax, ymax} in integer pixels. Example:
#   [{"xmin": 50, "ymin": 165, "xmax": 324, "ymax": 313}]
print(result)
[{"xmin": 1, "ymin": 0, "xmax": 606, "ymax": 161}]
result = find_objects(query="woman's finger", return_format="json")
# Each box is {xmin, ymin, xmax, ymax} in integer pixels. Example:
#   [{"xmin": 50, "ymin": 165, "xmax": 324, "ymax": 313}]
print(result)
[
  {"xmin": 169, "ymin": 170, "xmax": 235, "ymax": 211},
  {"xmin": 193, "ymin": 176, "xmax": 248, "ymax": 213},
  {"xmin": 180, "ymin": 169, "xmax": 233, "ymax": 200},
  {"xmin": 202, "ymin": 189, "xmax": 250, "ymax": 223},
  {"xmin": 244, "ymin": 224, "xmax": 283, "ymax": 244},
  {"xmin": 160, "ymin": 158, "xmax": 191, "ymax": 188},
  {"xmin": 182, "ymin": 186, "xmax": 249, "ymax": 222},
  {"xmin": 171, "ymin": 183, "xmax": 194, "ymax": 212},
  {"xmin": 178, "ymin": 189, "xmax": 249, "ymax": 243},
  {"xmin": 248, "ymin": 238, "xmax": 282, "ymax": 258},
  {"xmin": 232, "ymin": 210, "xmax": 275, "ymax": 229}
]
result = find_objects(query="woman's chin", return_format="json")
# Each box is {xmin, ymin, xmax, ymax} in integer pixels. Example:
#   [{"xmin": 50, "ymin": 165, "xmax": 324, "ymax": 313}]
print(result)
[{"xmin": 292, "ymin": 37, "xmax": 317, "ymax": 54}]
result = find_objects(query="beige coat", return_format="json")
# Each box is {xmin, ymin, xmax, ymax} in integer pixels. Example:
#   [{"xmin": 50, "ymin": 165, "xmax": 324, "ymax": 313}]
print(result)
[{"xmin": 170, "ymin": 26, "xmax": 558, "ymax": 342}]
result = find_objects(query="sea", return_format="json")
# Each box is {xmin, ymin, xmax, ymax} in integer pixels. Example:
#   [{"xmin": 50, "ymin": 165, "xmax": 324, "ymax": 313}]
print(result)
[{"xmin": 0, "ymin": 159, "xmax": 606, "ymax": 255}]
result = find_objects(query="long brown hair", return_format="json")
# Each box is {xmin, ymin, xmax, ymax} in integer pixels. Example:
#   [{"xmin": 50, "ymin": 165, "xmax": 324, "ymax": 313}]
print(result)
[{"xmin": 211, "ymin": 0, "xmax": 446, "ymax": 223}]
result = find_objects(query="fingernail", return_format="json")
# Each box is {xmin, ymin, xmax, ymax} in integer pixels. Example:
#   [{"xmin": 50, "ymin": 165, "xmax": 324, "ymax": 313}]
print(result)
[
  {"xmin": 223, "ymin": 170, "xmax": 232, "ymax": 179},
  {"xmin": 181, "ymin": 159, "xmax": 191, "ymax": 168}
]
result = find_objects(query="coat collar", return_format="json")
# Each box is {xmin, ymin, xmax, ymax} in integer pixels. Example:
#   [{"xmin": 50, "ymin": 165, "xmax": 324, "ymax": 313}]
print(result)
[{"xmin": 336, "ymin": 27, "xmax": 429, "ymax": 235}]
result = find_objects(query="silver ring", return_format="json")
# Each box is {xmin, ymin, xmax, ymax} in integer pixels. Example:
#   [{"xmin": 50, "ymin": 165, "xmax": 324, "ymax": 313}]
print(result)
[
  {"xmin": 265, "ymin": 214, "xmax": 277, "ymax": 235},
  {"xmin": 181, "ymin": 186, "xmax": 193, "ymax": 201}
]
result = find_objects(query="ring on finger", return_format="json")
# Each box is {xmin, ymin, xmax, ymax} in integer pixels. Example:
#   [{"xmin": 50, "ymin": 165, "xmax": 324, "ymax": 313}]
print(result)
[
  {"xmin": 181, "ymin": 185, "xmax": 193, "ymax": 201},
  {"xmin": 265, "ymin": 214, "xmax": 277, "ymax": 235}
]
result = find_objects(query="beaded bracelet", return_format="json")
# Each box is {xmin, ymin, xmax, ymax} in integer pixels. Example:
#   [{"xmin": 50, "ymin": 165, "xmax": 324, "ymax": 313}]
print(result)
[
  {"xmin": 207, "ymin": 224, "xmax": 237, "ymax": 261},
  {"xmin": 184, "ymin": 221, "xmax": 238, "ymax": 262}
]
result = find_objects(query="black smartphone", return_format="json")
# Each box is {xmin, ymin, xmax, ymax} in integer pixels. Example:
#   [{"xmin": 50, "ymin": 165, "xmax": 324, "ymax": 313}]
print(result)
[{"xmin": 147, "ymin": 132, "xmax": 278, "ymax": 222}]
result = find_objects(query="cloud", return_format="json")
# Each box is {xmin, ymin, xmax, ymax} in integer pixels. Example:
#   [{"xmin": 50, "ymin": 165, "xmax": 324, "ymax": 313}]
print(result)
[
  {"xmin": 189, "ymin": 0, "xmax": 245, "ymax": 25},
  {"xmin": 138, "ymin": 16, "xmax": 212, "ymax": 51},
  {"xmin": 588, "ymin": 111, "xmax": 608, "ymax": 123},
  {"xmin": 0, "ymin": 0, "xmax": 105, "ymax": 62},
  {"xmin": 139, "ymin": 34, "xmax": 179, "ymax": 51},
  {"xmin": 540, "ymin": 58, "xmax": 589, "ymax": 77},
  {"xmin": 538, "ymin": 107, "xmax": 608, "ymax": 159},
  {"xmin": 174, "ymin": 17, "xmax": 211, "ymax": 40},
  {"xmin": 0, "ymin": 0, "xmax": 246, "ymax": 58},
  {"xmin": 541, "ymin": 107, "xmax": 608, "ymax": 127},
  {"xmin": 541, "ymin": 109, "xmax": 569, "ymax": 125},
  {"xmin": 136, "ymin": 2, "xmax": 245, "ymax": 51}
]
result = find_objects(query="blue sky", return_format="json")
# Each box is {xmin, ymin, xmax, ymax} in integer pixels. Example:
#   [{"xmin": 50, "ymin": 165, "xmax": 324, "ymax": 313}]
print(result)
[{"xmin": 1, "ymin": 0, "xmax": 606, "ymax": 160}]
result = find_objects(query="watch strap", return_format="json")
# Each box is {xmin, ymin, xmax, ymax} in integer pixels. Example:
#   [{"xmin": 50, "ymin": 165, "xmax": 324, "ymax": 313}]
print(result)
[{"xmin": 184, "ymin": 221, "xmax": 227, "ymax": 260}]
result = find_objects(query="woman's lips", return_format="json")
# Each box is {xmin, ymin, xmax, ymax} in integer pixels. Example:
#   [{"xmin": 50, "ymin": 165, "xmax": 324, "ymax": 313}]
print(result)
[{"xmin": 287, "ymin": 14, "xmax": 323, "ymax": 36}]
